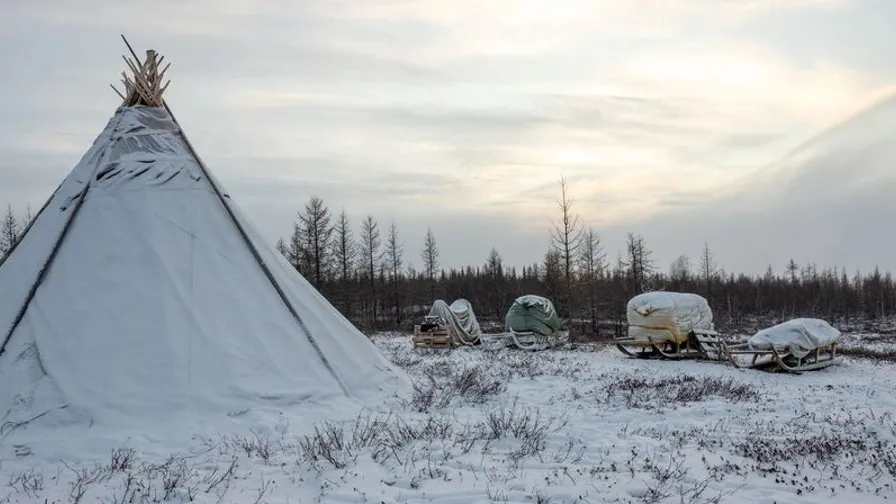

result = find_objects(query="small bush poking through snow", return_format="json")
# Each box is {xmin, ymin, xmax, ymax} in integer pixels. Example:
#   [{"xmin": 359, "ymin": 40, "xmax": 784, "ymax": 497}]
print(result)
[
  {"xmin": 406, "ymin": 365, "xmax": 507, "ymax": 412},
  {"xmin": 223, "ymin": 429, "xmax": 276, "ymax": 460},
  {"xmin": 593, "ymin": 373, "xmax": 761, "ymax": 409},
  {"xmin": 6, "ymin": 469, "xmax": 43, "ymax": 498},
  {"xmin": 294, "ymin": 402, "xmax": 570, "ymax": 471}
]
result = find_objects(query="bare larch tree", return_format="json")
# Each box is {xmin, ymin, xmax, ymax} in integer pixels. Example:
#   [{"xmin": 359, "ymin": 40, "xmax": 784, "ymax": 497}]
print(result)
[
  {"xmin": 699, "ymin": 242, "xmax": 718, "ymax": 303},
  {"xmin": 549, "ymin": 175, "xmax": 583, "ymax": 318},
  {"xmin": 579, "ymin": 226, "xmax": 607, "ymax": 336},
  {"xmin": 385, "ymin": 221, "xmax": 404, "ymax": 326},
  {"xmin": 359, "ymin": 216, "xmax": 382, "ymax": 326},
  {"xmin": 298, "ymin": 196, "xmax": 334, "ymax": 288},
  {"xmin": 421, "ymin": 227, "xmax": 439, "ymax": 298},
  {"xmin": 623, "ymin": 232, "xmax": 654, "ymax": 295},
  {"xmin": 332, "ymin": 208, "xmax": 356, "ymax": 315}
]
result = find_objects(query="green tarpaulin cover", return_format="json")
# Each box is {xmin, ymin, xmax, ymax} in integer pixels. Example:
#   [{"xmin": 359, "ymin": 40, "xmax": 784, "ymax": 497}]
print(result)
[{"xmin": 505, "ymin": 295, "xmax": 560, "ymax": 337}]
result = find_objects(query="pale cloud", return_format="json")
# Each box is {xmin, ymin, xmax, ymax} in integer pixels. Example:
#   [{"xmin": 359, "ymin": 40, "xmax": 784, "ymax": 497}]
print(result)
[
  {"xmin": 614, "ymin": 92, "xmax": 896, "ymax": 275},
  {"xmin": 611, "ymin": 44, "xmax": 892, "ymax": 127},
  {"xmin": 320, "ymin": 0, "xmax": 851, "ymax": 59},
  {"xmin": 0, "ymin": 0, "xmax": 894, "ymax": 273}
]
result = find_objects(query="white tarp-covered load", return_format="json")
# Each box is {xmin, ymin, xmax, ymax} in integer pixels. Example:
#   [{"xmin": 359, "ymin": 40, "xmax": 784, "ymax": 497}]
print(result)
[
  {"xmin": 0, "ymin": 49, "xmax": 409, "ymax": 434},
  {"xmin": 748, "ymin": 318, "xmax": 841, "ymax": 358},
  {"xmin": 626, "ymin": 291, "xmax": 714, "ymax": 344},
  {"xmin": 427, "ymin": 299, "xmax": 482, "ymax": 345}
]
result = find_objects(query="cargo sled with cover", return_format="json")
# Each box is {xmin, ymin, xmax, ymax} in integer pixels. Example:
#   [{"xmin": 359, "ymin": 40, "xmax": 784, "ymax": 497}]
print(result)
[
  {"xmin": 722, "ymin": 318, "xmax": 842, "ymax": 372},
  {"xmin": 616, "ymin": 291, "xmax": 724, "ymax": 359},
  {"xmin": 503, "ymin": 295, "xmax": 563, "ymax": 350},
  {"xmin": 413, "ymin": 299, "xmax": 482, "ymax": 348}
]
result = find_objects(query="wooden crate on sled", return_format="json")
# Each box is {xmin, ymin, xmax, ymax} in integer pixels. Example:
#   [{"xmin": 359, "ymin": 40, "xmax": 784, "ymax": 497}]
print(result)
[{"xmin": 412, "ymin": 324, "xmax": 453, "ymax": 349}]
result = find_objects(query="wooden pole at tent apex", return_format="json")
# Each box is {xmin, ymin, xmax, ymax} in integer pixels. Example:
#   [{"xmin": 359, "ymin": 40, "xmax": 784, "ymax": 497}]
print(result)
[{"xmin": 110, "ymin": 34, "xmax": 171, "ymax": 108}]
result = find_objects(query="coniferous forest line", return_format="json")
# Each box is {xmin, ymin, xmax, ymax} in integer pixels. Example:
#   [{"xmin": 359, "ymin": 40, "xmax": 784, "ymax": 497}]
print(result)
[{"xmin": 2, "ymin": 178, "xmax": 895, "ymax": 338}]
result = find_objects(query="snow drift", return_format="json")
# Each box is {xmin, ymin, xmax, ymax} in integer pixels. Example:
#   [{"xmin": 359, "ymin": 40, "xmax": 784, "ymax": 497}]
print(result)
[
  {"xmin": 0, "ymin": 106, "xmax": 409, "ymax": 432},
  {"xmin": 748, "ymin": 318, "xmax": 841, "ymax": 358},
  {"xmin": 626, "ymin": 292, "xmax": 714, "ymax": 344}
]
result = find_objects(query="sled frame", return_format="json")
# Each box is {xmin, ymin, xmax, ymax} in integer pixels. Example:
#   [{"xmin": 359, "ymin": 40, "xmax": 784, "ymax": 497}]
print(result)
[
  {"xmin": 508, "ymin": 328, "xmax": 564, "ymax": 351},
  {"xmin": 477, "ymin": 329, "xmax": 565, "ymax": 351},
  {"xmin": 615, "ymin": 329, "xmax": 725, "ymax": 361},
  {"xmin": 616, "ymin": 328, "xmax": 841, "ymax": 373},
  {"xmin": 721, "ymin": 341, "xmax": 842, "ymax": 374}
]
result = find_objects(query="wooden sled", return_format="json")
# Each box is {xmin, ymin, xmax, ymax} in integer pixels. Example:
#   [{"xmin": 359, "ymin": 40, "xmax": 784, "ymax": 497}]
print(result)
[
  {"xmin": 615, "ymin": 329, "xmax": 726, "ymax": 361},
  {"xmin": 720, "ymin": 340, "xmax": 842, "ymax": 374},
  {"xmin": 616, "ymin": 328, "xmax": 841, "ymax": 373},
  {"xmin": 412, "ymin": 316, "xmax": 482, "ymax": 349}
]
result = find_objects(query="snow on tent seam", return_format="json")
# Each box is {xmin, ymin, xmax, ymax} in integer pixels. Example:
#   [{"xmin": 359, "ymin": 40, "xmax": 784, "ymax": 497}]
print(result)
[
  {"xmin": 505, "ymin": 295, "xmax": 560, "ymax": 337},
  {"xmin": 427, "ymin": 299, "xmax": 482, "ymax": 345},
  {"xmin": 0, "ymin": 46, "xmax": 409, "ymax": 430},
  {"xmin": 747, "ymin": 318, "xmax": 841, "ymax": 358},
  {"xmin": 626, "ymin": 292, "xmax": 714, "ymax": 344}
]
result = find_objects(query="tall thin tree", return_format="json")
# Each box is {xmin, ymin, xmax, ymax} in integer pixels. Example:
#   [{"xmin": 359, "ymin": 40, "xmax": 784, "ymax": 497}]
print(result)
[
  {"xmin": 579, "ymin": 226, "xmax": 607, "ymax": 336},
  {"xmin": 385, "ymin": 221, "xmax": 404, "ymax": 326},
  {"xmin": 699, "ymin": 243, "xmax": 717, "ymax": 302},
  {"xmin": 549, "ymin": 175, "xmax": 584, "ymax": 318},
  {"xmin": 298, "ymin": 196, "xmax": 334, "ymax": 287},
  {"xmin": 421, "ymin": 227, "xmax": 440, "ymax": 298},
  {"xmin": 332, "ymin": 208, "xmax": 356, "ymax": 315},
  {"xmin": 622, "ymin": 232, "xmax": 654, "ymax": 295},
  {"xmin": 359, "ymin": 216, "xmax": 382, "ymax": 326}
]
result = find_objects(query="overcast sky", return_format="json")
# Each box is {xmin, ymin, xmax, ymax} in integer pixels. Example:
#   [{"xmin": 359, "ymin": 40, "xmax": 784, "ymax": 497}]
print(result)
[{"xmin": 2, "ymin": 0, "xmax": 895, "ymax": 276}]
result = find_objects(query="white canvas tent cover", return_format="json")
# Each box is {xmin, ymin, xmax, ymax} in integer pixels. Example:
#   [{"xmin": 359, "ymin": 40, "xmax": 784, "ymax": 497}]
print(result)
[
  {"xmin": 748, "ymin": 318, "xmax": 841, "ymax": 358},
  {"xmin": 0, "ymin": 44, "xmax": 408, "ymax": 431},
  {"xmin": 427, "ymin": 299, "xmax": 481, "ymax": 345},
  {"xmin": 626, "ymin": 291, "xmax": 714, "ymax": 344}
]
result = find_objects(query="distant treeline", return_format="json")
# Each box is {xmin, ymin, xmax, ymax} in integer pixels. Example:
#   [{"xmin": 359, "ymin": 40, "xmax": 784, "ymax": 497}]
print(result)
[
  {"xmin": 4, "ymin": 182, "xmax": 895, "ymax": 338},
  {"xmin": 267, "ymin": 179, "xmax": 896, "ymax": 336}
]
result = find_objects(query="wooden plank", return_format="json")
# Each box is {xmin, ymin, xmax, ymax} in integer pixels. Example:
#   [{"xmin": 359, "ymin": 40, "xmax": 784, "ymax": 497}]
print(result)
[{"xmin": 412, "ymin": 330, "xmax": 452, "ymax": 349}]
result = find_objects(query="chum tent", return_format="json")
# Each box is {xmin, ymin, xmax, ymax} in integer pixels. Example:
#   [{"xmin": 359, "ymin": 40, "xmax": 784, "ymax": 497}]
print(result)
[
  {"xmin": 426, "ymin": 299, "xmax": 482, "ymax": 346},
  {"xmin": 0, "ymin": 42, "xmax": 408, "ymax": 430}
]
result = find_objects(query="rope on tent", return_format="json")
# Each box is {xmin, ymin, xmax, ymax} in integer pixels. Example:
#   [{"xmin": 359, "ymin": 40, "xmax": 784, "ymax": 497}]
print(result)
[
  {"xmin": 0, "ymin": 114, "xmax": 130, "ymax": 358},
  {"xmin": 3, "ymin": 37, "xmax": 168, "ymax": 358},
  {"xmin": 119, "ymin": 35, "xmax": 350, "ymax": 398},
  {"xmin": 0, "ymin": 186, "xmax": 63, "ymax": 271}
]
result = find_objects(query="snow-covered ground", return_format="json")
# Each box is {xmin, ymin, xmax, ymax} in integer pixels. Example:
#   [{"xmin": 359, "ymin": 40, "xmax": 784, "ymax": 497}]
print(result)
[
  {"xmin": 2, "ymin": 331, "xmax": 896, "ymax": 504},
  {"xmin": 838, "ymin": 331, "xmax": 896, "ymax": 360}
]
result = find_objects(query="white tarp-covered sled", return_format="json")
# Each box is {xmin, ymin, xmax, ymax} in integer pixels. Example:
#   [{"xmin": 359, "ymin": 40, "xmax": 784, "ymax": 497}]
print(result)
[
  {"xmin": 413, "ymin": 299, "xmax": 482, "ymax": 348},
  {"xmin": 616, "ymin": 291, "xmax": 723, "ymax": 359},
  {"xmin": 722, "ymin": 318, "xmax": 842, "ymax": 372}
]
